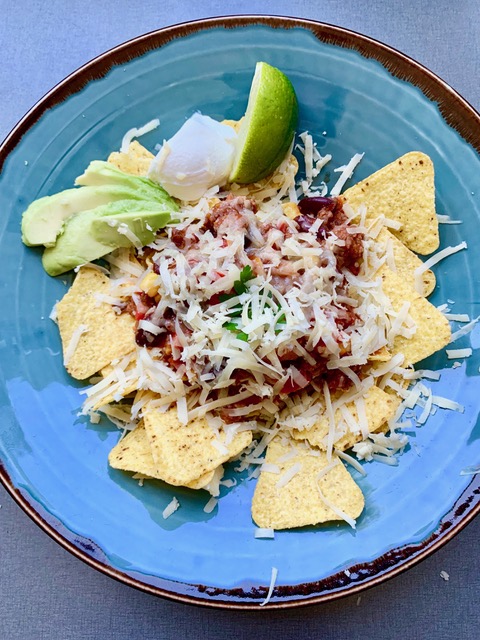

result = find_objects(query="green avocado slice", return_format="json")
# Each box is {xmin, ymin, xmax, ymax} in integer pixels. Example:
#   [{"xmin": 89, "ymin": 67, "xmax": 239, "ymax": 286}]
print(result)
[
  {"xmin": 42, "ymin": 200, "xmax": 174, "ymax": 276},
  {"xmin": 21, "ymin": 183, "xmax": 171, "ymax": 248},
  {"xmin": 22, "ymin": 161, "xmax": 175, "ymax": 248},
  {"xmin": 75, "ymin": 161, "xmax": 165, "ymax": 197}
]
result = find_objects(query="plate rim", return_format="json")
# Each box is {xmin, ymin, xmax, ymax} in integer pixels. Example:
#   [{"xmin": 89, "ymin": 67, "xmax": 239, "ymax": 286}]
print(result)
[{"xmin": 1, "ymin": 14, "xmax": 479, "ymax": 609}]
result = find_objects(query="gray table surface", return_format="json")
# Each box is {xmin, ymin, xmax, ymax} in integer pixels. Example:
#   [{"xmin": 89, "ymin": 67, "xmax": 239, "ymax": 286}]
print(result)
[{"xmin": 1, "ymin": 1, "xmax": 479, "ymax": 638}]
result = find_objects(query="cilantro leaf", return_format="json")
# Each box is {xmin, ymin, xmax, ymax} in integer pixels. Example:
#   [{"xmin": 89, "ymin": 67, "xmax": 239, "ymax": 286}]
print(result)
[
  {"xmin": 239, "ymin": 265, "xmax": 254, "ymax": 283},
  {"xmin": 223, "ymin": 321, "xmax": 249, "ymax": 342}
]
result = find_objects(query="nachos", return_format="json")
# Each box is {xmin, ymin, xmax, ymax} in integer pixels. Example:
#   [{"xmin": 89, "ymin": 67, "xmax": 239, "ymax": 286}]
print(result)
[{"xmin": 38, "ymin": 139, "xmax": 451, "ymax": 530}]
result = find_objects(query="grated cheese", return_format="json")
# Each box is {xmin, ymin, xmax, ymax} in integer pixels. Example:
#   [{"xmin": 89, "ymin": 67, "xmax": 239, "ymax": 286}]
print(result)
[
  {"xmin": 449, "ymin": 316, "xmax": 480, "ymax": 343},
  {"xmin": 437, "ymin": 214, "xmax": 462, "ymax": 224},
  {"xmin": 63, "ymin": 324, "xmax": 89, "ymax": 366},
  {"xmin": 335, "ymin": 449, "xmax": 367, "ymax": 476},
  {"xmin": 460, "ymin": 465, "xmax": 480, "ymax": 476},
  {"xmin": 276, "ymin": 462, "xmax": 302, "ymax": 489},
  {"xmin": 431, "ymin": 395, "xmax": 464, "ymax": 412},
  {"xmin": 330, "ymin": 153, "xmax": 364, "ymax": 196},
  {"xmin": 414, "ymin": 242, "xmax": 467, "ymax": 292},
  {"xmin": 162, "ymin": 496, "xmax": 180, "ymax": 519},
  {"xmin": 254, "ymin": 527, "xmax": 275, "ymax": 539},
  {"xmin": 317, "ymin": 474, "xmax": 357, "ymax": 529},
  {"xmin": 120, "ymin": 118, "xmax": 160, "ymax": 153},
  {"xmin": 444, "ymin": 313, "xmax": 470, "ymax": 322},
  {"xmin": 49, "ymin": 301, "xmax": 59, "ymax": 324},
  {"xmin": 116, "ymin": 223, "xmax": 144, "ymax": 249},
  {"xmin": 259, "ymin": 567, "xmax": 278, "ymax": 606},
  {"xmin": 446, "ymin": 348, "xmax": 472, "ymax": 359},
  {"xmin": 203, "ymin": 496, "xmax": 218, "ymax": 513}
]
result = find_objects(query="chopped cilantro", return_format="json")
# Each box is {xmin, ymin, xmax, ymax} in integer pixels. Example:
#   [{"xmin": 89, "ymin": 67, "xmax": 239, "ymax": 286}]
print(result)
[
  {"xmin": 223, "ymin": 321, "xmax": 248, "ymax": 342},
  {"xmin": 234, "ymin": 265, "xmax": 255, "ymax": 295},
  {"xmin": 220, "ymin": 266, "xmax": 256, "ymax": 318}
]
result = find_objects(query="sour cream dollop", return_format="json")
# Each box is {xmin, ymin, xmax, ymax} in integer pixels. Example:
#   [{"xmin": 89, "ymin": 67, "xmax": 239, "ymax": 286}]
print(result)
[{"xmin": 148, "ymin": 113, "xmax": 237, "ymax": 201}]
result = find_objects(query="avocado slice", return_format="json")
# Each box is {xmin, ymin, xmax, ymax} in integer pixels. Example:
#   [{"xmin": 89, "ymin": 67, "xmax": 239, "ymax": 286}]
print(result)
[
  {"xmin": 21, "ymin": 183, "xmax": 171, "ymax": 248},
  {"xmin": 22, "ymin": 161, "xmax": 175, "ymax": 248},
  {"xmin": 75, "ymin": 161, "xmax": 166, "ymax": 198},
  {"xmin": 42, "ymin": 200, "xmax": 174, "ymax": 276}
]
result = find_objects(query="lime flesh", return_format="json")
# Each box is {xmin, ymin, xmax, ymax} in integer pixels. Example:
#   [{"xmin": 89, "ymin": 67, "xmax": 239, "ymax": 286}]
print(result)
[{"xmin": 229, "ymin": 62, "xmax": 298, "ymax": 185}]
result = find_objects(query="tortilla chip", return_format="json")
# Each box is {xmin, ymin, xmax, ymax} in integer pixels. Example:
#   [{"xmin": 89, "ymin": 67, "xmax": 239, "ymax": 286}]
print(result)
[
  {"xmin": 92, "ymin": 356, "xmax": 140, "ymax": 410},
  {"xmin": 92, "ymin": 384, "xmax": 139, "ymax": 412},
  {"xmin": 56, "ymin": 266, "xmax": 135, "ymax": 380},
  {"xmin": 187, "ymin": 470, "xmax": 216, "ymax": 490},
  {"xmin": 251, "ymin": 437, "xmax": 364, "ymax": 529},
  {"xmin": 378, "ymin": 265, "xmax": 451, "ymax": 364},
  {"xmin": 292, "ymin": 385, "xmax": 399, "ymax": 451},
  {"xmin": 344, "ymin": 152, "xmax": 439, "ymax": 254},
  {"xmin": 368, "ymin": 346, "xmax": 392, "ymax": 362},
  {"xmin": 143, "ymin": 407, "xmax": 252, "ymax": 486},
  {"xmin": 377, "ymin": 228, "xmax": 436, "ymax": 296},
  {"xmin": 107, "ymin": 141, "xmax": 154, "ymax": 176},
  {"xmin": 108, "ymin": 423, "xmax": 215, "ymax": 489}
]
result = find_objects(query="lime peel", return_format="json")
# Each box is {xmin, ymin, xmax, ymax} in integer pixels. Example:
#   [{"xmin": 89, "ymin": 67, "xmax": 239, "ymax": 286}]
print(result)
[{"xmin": 229, "ymin": 62, "xmax": 298, "ymax": 185}]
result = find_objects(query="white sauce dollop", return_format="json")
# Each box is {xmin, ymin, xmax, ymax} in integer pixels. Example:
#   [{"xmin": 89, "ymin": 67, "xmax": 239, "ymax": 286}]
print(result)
[{"xmin": 148, "ymin": 113, "xmax": 237, "ymax": 201}]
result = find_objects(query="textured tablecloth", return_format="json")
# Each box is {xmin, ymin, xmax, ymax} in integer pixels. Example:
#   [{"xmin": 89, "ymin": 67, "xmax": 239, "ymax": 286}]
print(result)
[{"xmin": 1, "ymin": 1, "xmax": 479, "ymax": 638}]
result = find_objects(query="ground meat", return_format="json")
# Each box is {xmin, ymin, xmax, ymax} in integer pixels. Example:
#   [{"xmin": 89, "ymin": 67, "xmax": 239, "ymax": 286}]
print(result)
[
  {"xmin": 205, "ymin": 195, "xmax": 257, "ymax": 237},
  {"xmin": 171, "ymin": 227, "xmax": 187, "ymax": 249},
  {"xmin": 281, "ymin": 356, "xmax": 362, "ymax": 396},
  {"xmin": 333, "ymin": 224, "xmax": 364, "ymax": 275},
  {"xmin": 332, "ymin": 304, "xmax": 358, "ymax": 330},
  {"xmin": 127, "ymin": 292, "xmax": 156, "ymax": 320},
  {"xmin": 296, "ymin": 196, "xmax": 365, "ymax": 276}
]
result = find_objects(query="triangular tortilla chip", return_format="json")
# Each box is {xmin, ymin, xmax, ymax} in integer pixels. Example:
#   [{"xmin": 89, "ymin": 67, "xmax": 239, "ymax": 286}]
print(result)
[
  {"xmin": 92, "ymin": 356, "xmax": 140, "ymax": 410},
  {"xmin": 344, "ymin": 152, "xmax": 439, "ymax": 254},
  {"xmin": 56, "ymin": 266, "xmax": 135, "ymax": 380},
  {"xmin": 107, "ymin": 141, "xmax": 154, "ymax": 176},
  {"xmin": 143, "ymin": 407, "xmax": 252, "ymax": 486},
  {"xmin": 377, "ymin": 228, "xmax": 435, "ymax": 296},
  {"xmin": 292, "ymin": 385, "xmax": 399, "ymax": 451},
  {"xmin": 108, "ymin": 423, "xmax": 215, "ymax": 489},
  {"xmin": 251, "ymin": 438, "xmax": 364, "ymax": 529},
  {"xmin": 378, "ymin": 265, "xmax": 450, "ymax": 364}
]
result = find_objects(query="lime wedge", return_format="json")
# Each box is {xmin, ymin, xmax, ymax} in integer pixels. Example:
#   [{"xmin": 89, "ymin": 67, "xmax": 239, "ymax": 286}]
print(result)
[{"xmin": 229, "ymin": 62, "xmax": 298, "ymax": 185}]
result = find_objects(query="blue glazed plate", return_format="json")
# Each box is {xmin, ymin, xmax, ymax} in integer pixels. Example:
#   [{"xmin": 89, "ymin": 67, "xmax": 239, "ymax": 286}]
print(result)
[{"xmin": 0, "ymin": 17, "xmax": 479, "ymax": 608}]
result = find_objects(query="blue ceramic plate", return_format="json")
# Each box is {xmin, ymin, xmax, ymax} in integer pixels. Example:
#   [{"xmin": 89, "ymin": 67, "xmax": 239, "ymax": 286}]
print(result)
[{"xmin": 1, "ymin": 17, "xmax": 479, "ymax": 608}]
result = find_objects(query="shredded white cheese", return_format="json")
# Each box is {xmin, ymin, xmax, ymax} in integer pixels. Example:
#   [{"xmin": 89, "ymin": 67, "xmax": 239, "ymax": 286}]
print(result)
[
  {"xmin": 259, "ymin": 567, "xmax": 278, "ymax": 606},
  {"xmin": 444, "ymin": 313, "xmax": 470, "ymax": 322},
  {"xmin": 276, "ymin": 462, "xmax": 302, "ymax": 489},
  {"xmin": 437, "ymin": 214, "xmax": 462, "ymax": 224},
  {"xmin": 120, "ymin": 118, "xmax": 160, "ymax": 153},
  {"xmin": 63, "ymin": 324, "xmax": 89, "ymax": 366},
  {"xmin": 162, "ymin": 496, "xmax": 180, "ymax": 519},
  {"xmin": 449, "ymin": 316, "xmax": 480, "ymax": 343},
  {"xmin": 460, "ymin": 465, "xmax": 480, "ymax": 476},
  {"xmin": 203, "ymin": 496, "xmax": 218, "ymax": 514},
  {"xmin": 49, "ymin": 301, "xmax": 59, "ymax": 324},
  {"xmin": 446, "ymin": 348, "xmax": 472, "ymax": 359},
  {"xmin": 414, "ymin": 242, "xmax": 467, "ymax": 292},
  {"xmin": 254, "ymin": 528, "xmax": 275, "ymax": 539},
  {"xmin": 330, "ymin": 153, "xmax": 364, "ymax": 196}
]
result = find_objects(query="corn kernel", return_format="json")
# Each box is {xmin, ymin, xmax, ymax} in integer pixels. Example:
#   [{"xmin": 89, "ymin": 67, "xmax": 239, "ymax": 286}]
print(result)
[
  {"xmin": 282, "ymin": 202, "xmax": 300, "ymax": 219},
  {"xmin": 139, "ymin": 272, "xmax": 159, "ymax": 297}
]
